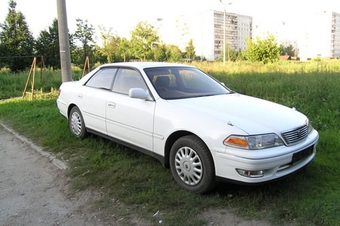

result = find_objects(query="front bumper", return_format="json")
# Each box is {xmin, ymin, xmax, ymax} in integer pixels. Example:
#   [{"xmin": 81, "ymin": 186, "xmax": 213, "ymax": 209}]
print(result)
[{"xmin": 213, "ymin": 130, "xmax": 319, "ymax": 184}]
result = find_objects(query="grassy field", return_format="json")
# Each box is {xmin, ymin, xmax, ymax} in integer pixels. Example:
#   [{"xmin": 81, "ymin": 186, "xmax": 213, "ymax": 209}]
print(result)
[
  {"xmin": 0, "ymin": 60, "xmax": 340, "ymax": 225},
  {"xmin": 0, "ymin": 68, "xmax": 83, "ymax": 99}
]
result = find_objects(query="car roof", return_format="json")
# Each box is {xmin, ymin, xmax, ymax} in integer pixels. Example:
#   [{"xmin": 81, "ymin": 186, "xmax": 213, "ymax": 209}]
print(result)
[{"xmin": 99, "ymin": 62, "xmax": 194, "ymax": 70}]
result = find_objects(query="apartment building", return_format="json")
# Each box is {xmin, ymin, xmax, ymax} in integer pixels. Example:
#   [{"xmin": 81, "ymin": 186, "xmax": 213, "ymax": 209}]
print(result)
[
  {"xmin": 331, "ymin": 12, "xmax": 340, "ymax": 58},
  {"xmin": 213, "ymin": 11, "xmax": 252, "ymax": 58},
  {"xmin": 155, "ymin": 8, "xmax": 340, "ymax": 61},
  {"xmin": 299, "ymin": 11, "xmax": 340, "ymax": 60},
  {"xmin": 173, "ymin": 10, "xmax": 252, "ymax": 61}
]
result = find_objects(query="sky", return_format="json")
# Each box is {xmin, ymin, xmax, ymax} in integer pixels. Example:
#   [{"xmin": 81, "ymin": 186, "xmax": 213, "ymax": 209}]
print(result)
[{"xmin": 0, "ymin": 0, "xmax": 340, "ymax": 43}]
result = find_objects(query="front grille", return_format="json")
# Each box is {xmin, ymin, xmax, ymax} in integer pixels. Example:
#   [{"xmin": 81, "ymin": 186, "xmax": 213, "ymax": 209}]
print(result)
[{"xmin": 281, "ymin": 125, "xmax": 308, "ymax": 145}]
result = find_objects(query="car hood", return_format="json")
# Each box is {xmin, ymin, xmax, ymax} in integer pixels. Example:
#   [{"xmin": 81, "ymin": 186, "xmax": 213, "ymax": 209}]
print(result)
[{"xmin": 170, "ymin": 93, "xmax": 307, "ymax": 135}]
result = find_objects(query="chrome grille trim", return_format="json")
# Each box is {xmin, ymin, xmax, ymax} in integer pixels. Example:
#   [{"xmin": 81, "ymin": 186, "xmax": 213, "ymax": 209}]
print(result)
[{"xmin": 281, "ymin": 126, "xmax": 308, "ymax": 145}]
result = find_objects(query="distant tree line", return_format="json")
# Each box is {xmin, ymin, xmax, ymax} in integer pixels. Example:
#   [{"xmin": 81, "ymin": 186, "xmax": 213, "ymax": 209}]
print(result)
[{"xmin": 0, "ymin": 0, "xmax": 293, "ymax": 72}]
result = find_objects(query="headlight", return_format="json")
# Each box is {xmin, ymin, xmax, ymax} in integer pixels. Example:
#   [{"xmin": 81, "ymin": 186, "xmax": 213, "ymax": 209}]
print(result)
[
  {"xmin": 306, "ymin": 118, "xmax": 313, "ymax": 134},
  {"xmin": 224, "ymin": 133, "xmax": 284, "ymax": 150}
]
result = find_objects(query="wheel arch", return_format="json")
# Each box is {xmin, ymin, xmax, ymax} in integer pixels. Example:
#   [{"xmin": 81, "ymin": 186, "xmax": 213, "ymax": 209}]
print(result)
[
  {"xmin": 164, "ymin": 130, "xmax": 210, "ymax": 168},
  {"xmin": 67, "ymin": 103, "xmax": 78, "ymax": 118}
]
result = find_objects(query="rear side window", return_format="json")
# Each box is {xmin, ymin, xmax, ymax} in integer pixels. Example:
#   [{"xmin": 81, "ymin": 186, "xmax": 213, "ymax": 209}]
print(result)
[{"xmin": 85, "ymin": 68, "xmax": 117, "ymax": 90}]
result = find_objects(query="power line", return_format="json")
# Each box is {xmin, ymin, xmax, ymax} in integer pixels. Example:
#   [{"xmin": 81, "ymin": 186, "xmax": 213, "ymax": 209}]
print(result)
[{"xmin": 0, "ymin": 55, "xmax": 40, "ymax": 59}]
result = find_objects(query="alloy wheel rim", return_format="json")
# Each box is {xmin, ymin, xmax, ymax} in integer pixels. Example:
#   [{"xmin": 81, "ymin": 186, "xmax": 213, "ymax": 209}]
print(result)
[
  {"xmin": 174, "ymin": 146, "xmax": 203, "ymax": 186},
  {"xmin": 71, "ymin": 112, "xmax": 82, "ymax": 136}
]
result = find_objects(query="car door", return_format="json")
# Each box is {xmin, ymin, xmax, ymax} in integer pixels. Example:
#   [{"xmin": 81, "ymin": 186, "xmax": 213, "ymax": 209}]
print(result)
[
  {"xmin": 106, "ymin": 68, "xmax": 155, "ymax": 151},
  {"xmin": 77, "ymin": 67, "xmax": 117, "ymax": 134}
]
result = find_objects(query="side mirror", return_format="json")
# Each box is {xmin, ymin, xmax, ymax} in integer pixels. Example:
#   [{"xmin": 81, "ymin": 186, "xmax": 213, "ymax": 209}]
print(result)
[{"xmin": 129, "ymin": 88, "xmax": 150, "ymax": 100}]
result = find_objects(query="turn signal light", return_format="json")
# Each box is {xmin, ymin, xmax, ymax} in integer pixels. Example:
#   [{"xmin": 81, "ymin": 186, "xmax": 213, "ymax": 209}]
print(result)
[{"xmin": 224, "ymin": 136, "xmax": 248, "ymax": 148}]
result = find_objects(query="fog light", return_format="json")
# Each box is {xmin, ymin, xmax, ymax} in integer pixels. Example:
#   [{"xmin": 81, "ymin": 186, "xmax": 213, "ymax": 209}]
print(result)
[{"xmin": 236, "ymin": 169, "xmax": 264, "ymax": 178}]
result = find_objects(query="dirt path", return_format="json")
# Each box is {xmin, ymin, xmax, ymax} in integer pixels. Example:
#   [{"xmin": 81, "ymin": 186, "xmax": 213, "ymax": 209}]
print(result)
[
  {"xmin": 0, "ymin": 123, "xmax": 275, "ymax": 226},
  {"xmin": 0, "ymin": 125, "xmax": 104, "ymax": 226}
]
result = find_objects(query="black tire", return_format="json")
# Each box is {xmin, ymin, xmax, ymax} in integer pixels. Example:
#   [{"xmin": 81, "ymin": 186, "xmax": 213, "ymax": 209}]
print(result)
[
  {"xmin": 68, "ymin": 106, "xmax": 87, "ymax": 139},
  {"xmin": 170, "ymin": 135, "xmax": 216, "ymax": 193}
]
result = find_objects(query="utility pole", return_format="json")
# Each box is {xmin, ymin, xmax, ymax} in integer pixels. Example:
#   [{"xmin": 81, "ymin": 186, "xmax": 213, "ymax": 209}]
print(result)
[
  {"xmin": 56, "ymin": 0, "xmax": 72, "ymax": 82},
  {"xmin": 219, "ymin": 0, "xmax": 226, "ymax": 64},
  {"xmin": 219, "ymin": 0, "xmax": 232, "ymax": 64}
]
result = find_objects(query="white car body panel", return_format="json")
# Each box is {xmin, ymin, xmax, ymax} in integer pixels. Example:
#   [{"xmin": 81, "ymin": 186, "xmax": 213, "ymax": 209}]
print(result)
[
  {"xmin": 105, "ymin": 92, "xmax": 155, "ymax": 151},
  {"xmin": 76, "ymin": 86, "xmax": 108, "ymax": 134},
  {"xmin": 170, "ymin": 94, "xmax": 307, "ymax": 135},
  {"xmin": 57, "ymin": 62, "xmax": 319, "ymax": 189}
]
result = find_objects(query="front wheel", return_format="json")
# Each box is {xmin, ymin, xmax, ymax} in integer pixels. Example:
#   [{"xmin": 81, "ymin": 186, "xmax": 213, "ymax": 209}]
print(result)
[
  {"xmin": 68, "ymin": 106, "xmax": 87, "ymax": 139},
  {"xmin": 170, "ymin": 135, "xmax": 216, "ymax": 193}
]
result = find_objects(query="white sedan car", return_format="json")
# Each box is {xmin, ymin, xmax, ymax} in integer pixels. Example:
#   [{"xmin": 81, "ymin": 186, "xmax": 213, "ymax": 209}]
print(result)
[{"xmin": 57, "ymin": 62, "xmax": 319, "ymax": 193}]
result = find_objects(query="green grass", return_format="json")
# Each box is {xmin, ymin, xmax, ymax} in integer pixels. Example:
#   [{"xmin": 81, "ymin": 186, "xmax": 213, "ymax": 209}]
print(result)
[
  {"xmin": 1, "ymin": 60, "xmax": 340, "ymax": 225},
  {"xmin": 0, "ymin": 68, "xmax": 83, "ymax": 99}
]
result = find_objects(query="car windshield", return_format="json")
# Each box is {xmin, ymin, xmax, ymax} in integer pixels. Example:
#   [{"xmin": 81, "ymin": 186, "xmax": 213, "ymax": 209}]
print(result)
[{"xmin": 144, "ymin": 66, "xmax": 231, "ymax": 100}]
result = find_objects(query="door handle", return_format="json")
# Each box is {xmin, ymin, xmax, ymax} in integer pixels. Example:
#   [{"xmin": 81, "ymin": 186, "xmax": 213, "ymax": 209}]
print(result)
[{"xmin": 108, "ymin": 102, "xmax": 116, "ymax": 108}]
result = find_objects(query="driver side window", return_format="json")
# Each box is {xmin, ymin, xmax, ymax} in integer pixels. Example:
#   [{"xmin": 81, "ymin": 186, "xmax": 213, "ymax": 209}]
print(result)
[{"xmin": 112, "ymin": 68, "xmax": 147, "ymax": 95}]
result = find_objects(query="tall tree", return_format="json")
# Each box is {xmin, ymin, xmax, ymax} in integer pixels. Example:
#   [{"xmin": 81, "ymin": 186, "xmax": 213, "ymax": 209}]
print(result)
[
  {"xmin": 0, "ymin": 41, "xmax": 5, "ymax": 68},
  {"xmin": 184, "ymin": 39, "xmax": 196, "ymax": 60},
  {"xmin": 0, "ymin": 0, "xmax": 35, "ymax": 71},
  {"xmin": 152, "ymin": 43, "xmax": 167, "ymax": 62},
  {"xmin": 119, "ymin": 37, "xmax": 132, "ymax": 62},
  {"xmin": 97, "ymin": 27, "xmax": 133, "ymax": 63},
  {"xmin": 130, "ymin": 21, "xmax": 159, "ymax": 61},
  {"xmin": 98, "ymin": 27, "xmax": 120, "ymax": 63},
  {"xmin": 244, "ymin": 34, "xmax": 280, "ymax": 64},
  {"xmin": 220, "ymin": 43, "xmax": 243, "ymax": 62},
  {"xmin": 35, "ymin": 19, "xmax": 60, "ymax": 69},
  {"xmin": 73, "ymin": 19, "xmax": 95, "ymax": 66},
  {"xmin": 280, "ymin": 44, "xmax": 296, "ymax": 57},
  {"xmin": 166, "ymin": 45, "xmax": 182, "ymax": 62}
]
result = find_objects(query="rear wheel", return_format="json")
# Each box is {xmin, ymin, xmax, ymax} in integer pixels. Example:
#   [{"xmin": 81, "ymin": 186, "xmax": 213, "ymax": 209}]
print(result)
[
  {"xmin": 170, "ymin": 135, "xmax": 216, "ymax": 193},
  {"xmin": 68, "ymin": 106, "xmax": 87, "ymax": 139}
]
